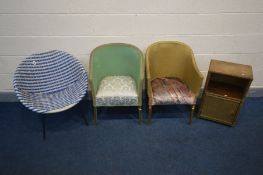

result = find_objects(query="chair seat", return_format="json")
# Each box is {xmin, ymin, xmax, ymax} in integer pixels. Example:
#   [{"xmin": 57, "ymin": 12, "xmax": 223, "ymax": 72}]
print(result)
[
  {"xmin": 16, "ymin": 75, "xmax": 87, "ymax": 113},
  {"xmin": 96, "ymin": 76, "xmax": 138, "ymax": 106},
  {"xmin": 151, "ymin": 77, "xmax": 194, "ymax": 105}
]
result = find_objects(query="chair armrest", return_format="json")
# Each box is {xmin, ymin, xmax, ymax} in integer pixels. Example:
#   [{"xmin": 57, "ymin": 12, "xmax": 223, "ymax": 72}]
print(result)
[
  {"xmin": 136, "ymin": 77, "xmax": 144, "ymax": 106},
  {"xmin": 146, "ymin": 77, "xmax": 153, "ymax": 106},
  {"xmin": 184, "ymin": 59, "xmax": 204, "ymax": 101},
  {"xmin": 136, "ymin": 56, "xmax": 145, "ymax": 106},
  {"xmin": 145, "ymin": 56, "xmax": 153, "ymax": 106},
  {"xmin": 88, "ymin": 76, "xmax": 97, "ymax": 107}
]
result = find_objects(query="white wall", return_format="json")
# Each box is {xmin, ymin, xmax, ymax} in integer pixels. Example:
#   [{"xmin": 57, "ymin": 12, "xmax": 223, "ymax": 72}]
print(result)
[{"xmin": 0, "ymin": 0, "xmax": 263, "ymax": 93}]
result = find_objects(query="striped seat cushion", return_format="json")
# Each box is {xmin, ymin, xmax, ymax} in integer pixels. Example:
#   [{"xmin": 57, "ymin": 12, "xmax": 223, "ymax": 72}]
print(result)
[
  {"xmin": 13, "ymin": 50, "xmax": 88, "ymax": 113},
  {"xmin": 151, "ymin": 77, "xmax": 194, "ymax": 105}
]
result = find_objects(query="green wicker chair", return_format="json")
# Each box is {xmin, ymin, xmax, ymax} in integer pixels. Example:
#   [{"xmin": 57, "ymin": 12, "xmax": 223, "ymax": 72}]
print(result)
[{"xmin": 89, "ymin": 43, "xmax": 144, "ymax": 124}]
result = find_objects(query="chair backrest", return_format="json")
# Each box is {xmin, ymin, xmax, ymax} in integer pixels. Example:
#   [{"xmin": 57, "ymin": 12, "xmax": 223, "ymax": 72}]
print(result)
[
  {"xmin": 14, "ymin": 50, "xmax": 86, "ymax": 94},
  {"xmin": 146, "ymin": 41, "xmax": 195, "ymax": 81},
  {"xmin": 89, "ymin": 43, "xmax": 144, "ymax": 93}
]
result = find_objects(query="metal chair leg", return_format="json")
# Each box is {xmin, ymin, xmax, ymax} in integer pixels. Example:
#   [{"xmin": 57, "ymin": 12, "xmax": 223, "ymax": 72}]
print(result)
[
  {"xmin": 148, "ymin": 105, "xmax": 152, "ymax": 125},
  {"xmin": 93, "ymin": 106, "xmax": 97, "ymax": 125},
  {"xmin": 42, "ymin": 116, "xmax": 46, "ymax": 140},
  {"xmin": 189, "ymin": 104, "xmax": 195, "ymax": 125},
  {"xmin": 138, "ymin": 106, "xmax": 142, "ymax": 125},
  {"xmin": 78, "ymin": 105, "xmax": 88, "ymax": 126}
]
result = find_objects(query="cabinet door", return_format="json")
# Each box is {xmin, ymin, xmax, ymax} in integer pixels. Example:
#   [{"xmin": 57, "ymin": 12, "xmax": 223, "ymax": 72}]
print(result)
[{"xmin": 200, "ymin": 93, "xmax": 240, "ymax": 125}]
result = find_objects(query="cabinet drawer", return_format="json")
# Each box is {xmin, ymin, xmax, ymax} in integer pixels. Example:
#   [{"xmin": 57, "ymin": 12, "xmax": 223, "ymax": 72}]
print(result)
[{"xmin": 200, "ymin": 93, "xmax": 240, "ymax": 125}]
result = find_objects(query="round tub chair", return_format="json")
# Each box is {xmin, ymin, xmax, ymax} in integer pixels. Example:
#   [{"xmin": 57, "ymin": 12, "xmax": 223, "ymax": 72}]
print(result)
[{"xmin": 13, "ymin": 50, "xmax": 88, "ymax": 139}]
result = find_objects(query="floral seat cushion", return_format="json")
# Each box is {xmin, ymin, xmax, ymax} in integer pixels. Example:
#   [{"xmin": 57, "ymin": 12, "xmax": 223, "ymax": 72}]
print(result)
[
  {"xmin": 151, "ymin": 77, "xmax": 194, "ymax": 105},
  {"xmin": 96, "ymin": 76, "xmax": 138, "ymax": 106}
]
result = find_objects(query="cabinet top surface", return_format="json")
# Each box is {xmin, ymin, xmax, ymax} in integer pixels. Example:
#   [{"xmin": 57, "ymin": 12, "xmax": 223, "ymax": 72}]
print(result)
[{"xmin": 209, "ymin": 59, "xmax": 253, "ymax": 79}]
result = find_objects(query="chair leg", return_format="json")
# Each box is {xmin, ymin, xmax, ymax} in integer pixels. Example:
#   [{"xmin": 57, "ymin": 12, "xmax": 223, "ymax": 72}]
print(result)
[
  {"xmin": 189, "ymin": 104, "xmax": 195, "ymax": 125},
  {"xmin": 138, "ymin": 106, "xmax": 142, "ymax": 125},
  {"xmin": 78, "ymin": 105, "xmax": 88, "ymax": 126},
  {"xmin": 148, "ymin": 105, "xmax": 152, "ymax": 125},
  {"xmin": 93, "ymin": 106, "xmax": 97, "ymax": 125},
  {"xmin": 42, "ymin": 116, "xmax": 46, "ymax": 140}
]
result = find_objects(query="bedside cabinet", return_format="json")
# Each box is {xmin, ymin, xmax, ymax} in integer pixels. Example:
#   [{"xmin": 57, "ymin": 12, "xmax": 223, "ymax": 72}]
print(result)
[{"xmin": 198, "ymin": 59, "xmax": 253, "ymax": 126}]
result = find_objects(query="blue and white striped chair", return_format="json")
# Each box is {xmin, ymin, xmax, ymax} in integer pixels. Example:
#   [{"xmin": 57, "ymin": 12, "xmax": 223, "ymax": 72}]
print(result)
[{"xmin": 13, "ymin": 50, "xmax": 88, "ymax": 139}]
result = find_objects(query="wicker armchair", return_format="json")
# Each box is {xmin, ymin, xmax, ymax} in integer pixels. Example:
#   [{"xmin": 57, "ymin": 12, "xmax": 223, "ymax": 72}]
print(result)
[
  {"xmin": 89, "ymin": 43, "xmax": 144, "ymax": 124},
  {"xmin": 146, "ymin": 41, "xmax": 203, "ymax": 124}
]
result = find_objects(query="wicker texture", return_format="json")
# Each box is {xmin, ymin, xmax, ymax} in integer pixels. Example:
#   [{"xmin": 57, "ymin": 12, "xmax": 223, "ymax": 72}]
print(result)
[
  {"xmin": 89, "ymin": 43, "xmax": 144, "ymax": 107},
  {"xmin": 13, "ymin": 50, "xmax": 88, "ymax": 113},
  {"xmin": 146, "ymin": 41, "xmax": 203, "ymax": 105}
]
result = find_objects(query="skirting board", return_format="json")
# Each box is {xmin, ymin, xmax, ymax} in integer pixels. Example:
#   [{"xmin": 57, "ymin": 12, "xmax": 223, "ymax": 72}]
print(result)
[{"xmin": 0, "ymin": 88, "xmax": 263, "ymax": 102}]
